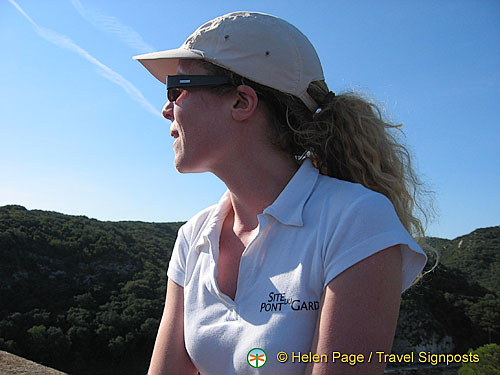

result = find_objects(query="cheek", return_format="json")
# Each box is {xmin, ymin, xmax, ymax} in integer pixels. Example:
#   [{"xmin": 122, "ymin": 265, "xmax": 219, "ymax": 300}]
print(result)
[
  {"xmin": 174, "ymin": 91, "xmax": 230, "ymax": 146},
  {"xmin": 173, "ymin": 105, "xmax": 190, "ymax": 136},
  {"xmin": 173, "ymin": 109, "xmax": 205, "ymax": 151}
]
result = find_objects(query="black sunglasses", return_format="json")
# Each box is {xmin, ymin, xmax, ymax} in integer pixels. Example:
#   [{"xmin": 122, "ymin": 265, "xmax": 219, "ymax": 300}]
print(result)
[{"xmin": 166, "ymin": 75, "xmax": 231, "ymax": 102}]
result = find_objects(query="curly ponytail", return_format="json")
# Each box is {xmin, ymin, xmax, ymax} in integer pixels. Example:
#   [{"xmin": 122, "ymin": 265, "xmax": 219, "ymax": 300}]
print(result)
[{"xmin": 306, "ymin": 82, "xmax": 429, "ymax": 241}]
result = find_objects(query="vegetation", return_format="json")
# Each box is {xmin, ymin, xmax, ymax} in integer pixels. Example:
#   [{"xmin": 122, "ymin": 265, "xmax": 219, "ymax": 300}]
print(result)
[
  {"xmin": 429, "ymin": 227, "xmax": 500, "ymax": 292},
  {"xmin": 0, "ymin": 205, "xmax": 181, "ymax": 374},
  {"xmin": 0, "ymin": 205, "xmax": 498, "ymax": 374},
  {"xmin": 458, "ymin": 343, "xmax": 500, "ymax": 375},
  {"xmin": 397, "ymin": 263, "xmax": 499, "ymax": 353}
]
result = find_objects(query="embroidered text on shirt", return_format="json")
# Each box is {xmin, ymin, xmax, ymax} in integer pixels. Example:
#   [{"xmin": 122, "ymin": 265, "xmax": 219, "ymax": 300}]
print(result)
[{"xmin": 260, "ymin": 291, "xmax": 319, "ymax": 312}]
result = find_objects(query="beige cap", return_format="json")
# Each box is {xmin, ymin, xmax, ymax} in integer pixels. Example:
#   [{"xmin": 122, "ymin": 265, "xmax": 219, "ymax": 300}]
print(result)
[{"xmin": 133, "ymin": 11, "xmax": 324, "ymax": 112}]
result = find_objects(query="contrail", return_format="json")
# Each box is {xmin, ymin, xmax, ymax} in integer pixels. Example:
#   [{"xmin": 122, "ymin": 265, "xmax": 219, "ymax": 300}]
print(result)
[
  {"xmin": 71, "ymin": 0, "xmax": 155, "ymax": 53},
  {"xmin": 7, "ymin": 0, "xmax": 160, "ymax": 118}
]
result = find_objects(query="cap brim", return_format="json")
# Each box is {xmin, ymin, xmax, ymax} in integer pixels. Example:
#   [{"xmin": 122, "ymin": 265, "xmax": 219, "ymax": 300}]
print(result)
[{"xmin": 133, "ymin": 48, "xmax": 204, "ymax": 84}]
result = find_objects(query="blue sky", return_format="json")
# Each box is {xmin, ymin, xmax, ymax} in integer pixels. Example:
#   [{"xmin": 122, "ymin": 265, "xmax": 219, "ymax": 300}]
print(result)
[{"xmin": 1, "ymin": 0, "xmax": 499, "ymax": 239}]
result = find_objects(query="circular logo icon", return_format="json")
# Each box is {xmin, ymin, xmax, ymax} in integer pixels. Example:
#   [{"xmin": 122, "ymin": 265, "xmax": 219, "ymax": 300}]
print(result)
[{"xmin": 247, "ymin": 348, "xmax": 267, "ymax": 368}]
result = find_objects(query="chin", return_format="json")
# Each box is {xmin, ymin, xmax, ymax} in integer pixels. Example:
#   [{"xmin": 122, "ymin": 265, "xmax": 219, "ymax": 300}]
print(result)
[{"xmin": 174, "ymin": 159, "xmax": 207, "ymax": 174}]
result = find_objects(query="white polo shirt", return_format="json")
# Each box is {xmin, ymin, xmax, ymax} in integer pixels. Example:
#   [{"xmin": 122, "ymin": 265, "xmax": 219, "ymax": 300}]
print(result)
[{"xmin": 167, "ymin": 158, "xmax": 427, "ymax": 374}]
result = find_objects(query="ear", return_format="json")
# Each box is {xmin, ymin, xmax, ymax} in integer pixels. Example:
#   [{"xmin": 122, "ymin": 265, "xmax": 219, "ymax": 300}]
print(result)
[{"xmin": 231, "ymin": 85, "xmax": 259, "ymax": 121}]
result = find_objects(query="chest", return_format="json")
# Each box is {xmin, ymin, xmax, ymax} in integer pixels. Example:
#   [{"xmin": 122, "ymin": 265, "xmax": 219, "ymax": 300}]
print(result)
[
  {"xmin": 183, "ymin": 225, "xmax": 325, "ymax": 374},
  {"xmin": 216, "ymin": 224, "xmax": 257, "ymax": 300}
]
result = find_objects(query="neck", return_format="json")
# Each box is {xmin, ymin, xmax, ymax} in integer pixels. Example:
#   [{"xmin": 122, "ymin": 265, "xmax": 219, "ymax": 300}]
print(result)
[{"xmin": 213, "ymin": 152, "xmax": 298, "ymax": 232}]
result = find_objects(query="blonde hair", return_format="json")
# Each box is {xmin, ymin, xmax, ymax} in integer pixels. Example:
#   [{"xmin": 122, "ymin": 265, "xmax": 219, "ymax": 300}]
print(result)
[
  {"xmin": 306, "ymin": 81, "xmax": 431, "ymax": 241},
  {"xmin": 202, "ymin": 61, "xmax": 434, "ymax": 245}
]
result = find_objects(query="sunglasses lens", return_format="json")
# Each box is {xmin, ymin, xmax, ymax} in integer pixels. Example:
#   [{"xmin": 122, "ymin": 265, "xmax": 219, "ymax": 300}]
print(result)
[{"xmin": 167, "ymin": 88, "xmax": 182, "ymax": 102}]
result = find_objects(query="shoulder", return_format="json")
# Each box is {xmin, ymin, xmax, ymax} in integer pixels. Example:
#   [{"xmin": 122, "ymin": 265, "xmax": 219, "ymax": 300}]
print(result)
[
  {"xmin": 308, "ymin": 174, "xmax": 394, "ymax": 224},
  {"xmin": 309, "ymin": 175, "xmax": 427, "ymax": 292}
]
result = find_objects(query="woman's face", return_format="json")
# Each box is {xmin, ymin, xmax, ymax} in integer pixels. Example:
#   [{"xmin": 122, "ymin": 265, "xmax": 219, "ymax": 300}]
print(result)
[{"xmin": 163, "ymin": 60, "xmax": 234, "ymax": 174}]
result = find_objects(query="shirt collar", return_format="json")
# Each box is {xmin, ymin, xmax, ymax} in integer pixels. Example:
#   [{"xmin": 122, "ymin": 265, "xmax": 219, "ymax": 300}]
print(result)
[
  {"xmin": 204, "ymin": 190, "xmax": 232, "ymax": 236},
  {"xmin": 262, "ymin": 158, "xmax": 319, "ymax": 227},
  {"xmin": 195, "ymin": 191, "xmax": 232, "ymax": 252}
]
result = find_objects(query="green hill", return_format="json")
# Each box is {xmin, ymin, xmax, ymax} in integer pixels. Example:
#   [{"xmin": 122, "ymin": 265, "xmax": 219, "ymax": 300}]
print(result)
[
  {"xmin": 394, "ymin": 227, "xmax": 499, "ymax": 355},
  {"xmin": 0, "ymin": 205, "xmax": 182, "ymax": 374},
  {"xmin": 434, "ymin": 226, "xmax": 500, "ymax": 292}
]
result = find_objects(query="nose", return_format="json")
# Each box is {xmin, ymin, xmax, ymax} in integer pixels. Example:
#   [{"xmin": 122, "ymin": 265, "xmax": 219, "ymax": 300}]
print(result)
[{"xmin": 162, "ymin": 100, "xmax": 174, "ymax": 121}]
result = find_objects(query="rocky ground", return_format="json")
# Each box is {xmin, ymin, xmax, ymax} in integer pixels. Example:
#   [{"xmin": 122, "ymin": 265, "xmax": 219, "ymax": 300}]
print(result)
[{"xmin": 0, "ymin": 350, "xmax": 67, "ymax": 375}]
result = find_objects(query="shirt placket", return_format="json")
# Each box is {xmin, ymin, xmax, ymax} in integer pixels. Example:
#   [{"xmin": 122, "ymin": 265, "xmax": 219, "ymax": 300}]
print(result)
[{"xmin": 207, "ymin": 214, "xmax": 272, "ymax": 320}]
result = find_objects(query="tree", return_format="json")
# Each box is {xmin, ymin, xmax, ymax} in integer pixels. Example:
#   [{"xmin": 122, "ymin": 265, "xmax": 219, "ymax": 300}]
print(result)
[{"xmin": 458, "ymin": 343, "xmax": 500, "ymax": 375}]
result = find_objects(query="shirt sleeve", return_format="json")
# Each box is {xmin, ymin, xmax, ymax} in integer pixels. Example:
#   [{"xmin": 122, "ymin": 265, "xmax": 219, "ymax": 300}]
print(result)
[
  {"xmin": 322, "ymin": 192, "xmax": 427, "ymax": 292},
  {"xmin": 167, "ymin": 225, "xmax": 189, "ymax": 287}
]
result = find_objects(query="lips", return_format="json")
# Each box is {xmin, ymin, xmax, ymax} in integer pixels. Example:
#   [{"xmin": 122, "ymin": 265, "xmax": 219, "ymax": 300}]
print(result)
[{"xmin": 170, "ymin": 128, "xmax": 179, "ymax": 139}]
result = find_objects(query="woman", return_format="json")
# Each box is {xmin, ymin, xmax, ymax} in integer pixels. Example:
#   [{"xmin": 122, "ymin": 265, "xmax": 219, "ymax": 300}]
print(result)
[{"xmin": 134, "ymin": 11, "xmax": 428, "ymax": 375}]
